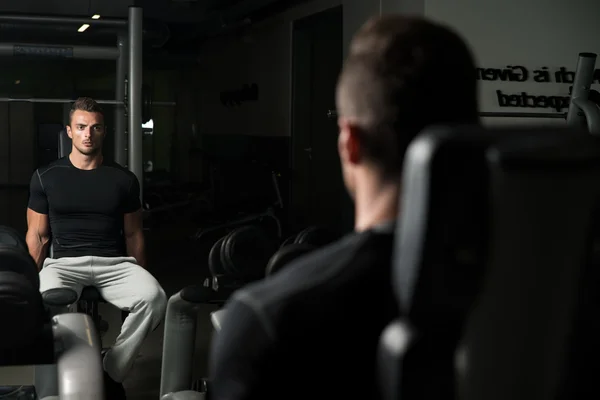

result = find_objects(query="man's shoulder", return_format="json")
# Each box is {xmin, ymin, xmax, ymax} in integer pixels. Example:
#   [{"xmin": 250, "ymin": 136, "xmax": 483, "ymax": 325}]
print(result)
[
  {"xmin": 234, "ymin": 230, "xmax": 395, "ymax": 316},
  {"xmin": 36, "ymin": 157, "xmax": 71, "ymax": 177},
  {"xmin": 100, "ymin": 161, "xmax": 137, "ymax": 182}
]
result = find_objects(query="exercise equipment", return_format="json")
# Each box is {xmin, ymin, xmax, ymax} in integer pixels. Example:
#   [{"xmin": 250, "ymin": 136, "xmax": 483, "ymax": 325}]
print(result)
[
  {"xmin": 566, "ymin": 53, "xmax": 600, "ymax": 134},
  {"xmin": 210, "ymin": 241, "xmax": 317, "ymax": 338},
  {"xmin": 378, "ymin": 125, "xmax": 600, "ymax": 400},
  {"xmin": 293, "ymin": 226, "xmax": 338, "ymax": 247},
  {"xmin": 0, "ymin": 226, "xmax": 43, "ymax": 350},
  {"xmin": 480, "ymin": 53, "xmax": 600, "ymax": 130},
  {"xmin": 193, "ymin": 159, "xmax": 285, "ymax": 243},
  {"xmin": 0, "ymin": 240, "xmax": 104, "ymax": 398},
  {"xmin": 0, "ymin": 225, "xmax": 28, "ymax": 251},
  {"xmin": 160, "ymin": 285, "xmax": 216, "ymax": 400},
  {"xmin": 265, "ymin": 243, "xmax": 315, "ymax": 277},
  {"xmin": 220, "ymin": 225, "xmax": 278, "ymax": 280}
]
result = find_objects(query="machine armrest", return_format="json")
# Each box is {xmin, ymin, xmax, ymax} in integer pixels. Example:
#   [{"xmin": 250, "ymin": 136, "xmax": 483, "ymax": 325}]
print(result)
[
  {"xmin": 53, "ymin": 313, "xmax": 104, "ymax": 399},
  {"xmin": 210, "ymin": 309, "xmax": 227, "ymax": 332},
  {"xmin": 160, "ymin": 287, "xmax": 214, "ymax": 398}
]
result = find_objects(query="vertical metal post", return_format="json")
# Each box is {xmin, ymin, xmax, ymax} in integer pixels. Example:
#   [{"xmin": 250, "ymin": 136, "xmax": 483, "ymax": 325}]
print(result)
[
  {"xmin": 566, "ymin": 53, "xmax": 597, "ymax": 129},
  {"xmin": 128, "ymin": 6, "xmax": 143, "ymax": 200},
  {"xmin": 115, "ymin": 35, "xmax": 128, "ymax": 166}
]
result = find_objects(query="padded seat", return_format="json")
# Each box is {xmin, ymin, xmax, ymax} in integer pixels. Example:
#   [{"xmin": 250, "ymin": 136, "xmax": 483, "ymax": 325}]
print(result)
[
  {"xmin": 42, "ymin": 286, "xmax": 106, "ymax": 306},
  {"xmin": 42, "ymin": 288, "xmax": 78, "ymax": 306},
  {"xmin": 80, "ymin": 286, "xmax": 106, "ymax": 302}
]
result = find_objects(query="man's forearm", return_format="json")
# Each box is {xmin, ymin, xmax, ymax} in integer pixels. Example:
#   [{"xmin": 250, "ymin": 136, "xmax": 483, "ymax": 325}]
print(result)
[
  {"xmin": 126, "ymin": 231, "xmax": 146, "ymax": 268},
  {"xmin": 26, "ymin": 232, "xmax": 49, "ymax": 271}
]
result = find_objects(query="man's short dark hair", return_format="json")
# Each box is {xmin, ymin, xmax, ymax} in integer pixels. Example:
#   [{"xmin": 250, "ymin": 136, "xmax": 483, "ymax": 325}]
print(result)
[
  {"xmin": 69, "ymin": 97, "xmax": 104, "ymax": 125},
  {"xmin": 336, "ymin": 15, "xmax": 479, "ymax": 178}
]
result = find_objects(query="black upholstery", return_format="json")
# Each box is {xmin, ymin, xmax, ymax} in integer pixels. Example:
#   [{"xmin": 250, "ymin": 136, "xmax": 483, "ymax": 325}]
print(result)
[
  {"xmin": 0, "ymin": 228, "xmax": 50, "ymax": 362},
  {"xmin": 293, "ymin": 226, "xmax": 338, "ymax": 247},
  {"xmin": 0, "ymin": 225, "xmax": 28, "ymax": 251},
  {"xmin": 208, "ymin": 236, "xmax": 227, "ymax": 277},
  {"xmin": 220, "ymin": 225, "xmax": 277, "ymax": 280},
  {"xmin": 80, "ymin": 286, "xmax": 106, "ymax": 302},
  {"xmin": 58, "ymin": 129, "xmax": 71, "ymax": 158},
  {"xmin": 379, "ymin": 126, "xmax": 600, "ymax": 400},
  {"xmin": 265, "ymin": 243, "xmax": 315, "ymax": 277}
]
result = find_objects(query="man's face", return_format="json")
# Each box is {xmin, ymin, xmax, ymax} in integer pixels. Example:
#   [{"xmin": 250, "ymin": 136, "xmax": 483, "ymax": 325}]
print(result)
[{"xmin": 67, "ymin": 110, "xmax": 105, "ymax": 156}]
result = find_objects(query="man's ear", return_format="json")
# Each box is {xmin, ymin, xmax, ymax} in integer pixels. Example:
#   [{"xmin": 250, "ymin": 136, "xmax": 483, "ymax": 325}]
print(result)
[
  {"xmin": 338, "ymin": 117, "xmax": 362, "ymax": 165},
  {"xmin": 66, "ymin": 125, "xmax": 73, "ymax": 139}
]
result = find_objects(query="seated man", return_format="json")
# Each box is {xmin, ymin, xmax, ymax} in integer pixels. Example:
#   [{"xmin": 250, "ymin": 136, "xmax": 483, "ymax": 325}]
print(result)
[
  {"xmin": 26, "ymin": 97, "xmax": 167, "ymax": 400},
  {"xmin": 209, "ymin": 15, "xmax": 479, "ymax": 400}
]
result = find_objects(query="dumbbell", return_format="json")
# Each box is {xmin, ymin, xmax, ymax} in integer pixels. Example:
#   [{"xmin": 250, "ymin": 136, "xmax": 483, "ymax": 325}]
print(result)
[
  {"xmin": 280, "ymin": 226, "xmax": 339, "ymax": 249},
  {"xmin": 208, "ymin": 225, "xmax": 278, "ymax": 291},
  {"xmin": 265, "ymin": 243, "xmax": 316, "ymax": 277}
]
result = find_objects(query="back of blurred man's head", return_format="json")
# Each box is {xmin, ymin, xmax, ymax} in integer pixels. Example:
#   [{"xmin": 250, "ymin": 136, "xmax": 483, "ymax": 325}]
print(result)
[{"xmin": 336, "ymin": 15, "xmax": 478, "ymax": 195}]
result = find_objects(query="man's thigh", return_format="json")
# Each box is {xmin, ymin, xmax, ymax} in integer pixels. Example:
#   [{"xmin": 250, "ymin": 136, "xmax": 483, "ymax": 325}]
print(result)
[
  {"xmin": 91, "ymin": 257, "xmax": 165, "ymax": 311},
  {"xmin": 39, "ymin": 256, "xmax": 94, "ymax": 294}
]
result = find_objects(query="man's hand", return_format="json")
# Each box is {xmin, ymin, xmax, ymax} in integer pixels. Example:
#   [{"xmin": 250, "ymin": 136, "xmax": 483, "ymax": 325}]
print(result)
[
  {"xmin": 124, "ymin": 209, "xmax": 146, "ymax": 268},
  {"xmin": 26, "ymin": 208, "xmax": 51, "ymax": 271}
]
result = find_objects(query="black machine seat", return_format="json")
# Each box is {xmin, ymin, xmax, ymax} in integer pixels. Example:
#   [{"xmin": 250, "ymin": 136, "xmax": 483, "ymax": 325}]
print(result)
[
  {"xmin": 80, "ymin": 286, "xmax": 106, "ymax": 302},
  {"xmin": 379, "ymin": 126, "xmax": 600, "ymax": 400},
  {"xmin": 41, "ymin": 286, "xmax": 106, "ymax": 306},
  {"xmin": 58, "ymin": 129, "xmax": 71, "ymax": 158}
]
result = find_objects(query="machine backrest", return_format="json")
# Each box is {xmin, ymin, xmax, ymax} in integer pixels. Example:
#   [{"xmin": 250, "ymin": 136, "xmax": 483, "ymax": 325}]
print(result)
[
  {"xmin": 58, "ymin": 129, "xmax": 71, "ymax": 158},
  {"xmin": 379, "ymin": 126, "xmax": 600, "ymax": 400}
]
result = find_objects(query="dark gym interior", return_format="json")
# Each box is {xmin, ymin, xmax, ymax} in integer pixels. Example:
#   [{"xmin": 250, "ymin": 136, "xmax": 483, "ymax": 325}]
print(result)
[
  {"xmin": 1, "ymin": 0, "xmax": 600, "ymax": 399},
  {"xmin": 0, "ymin": 0, "xmax": 352, "ymax": 398}
]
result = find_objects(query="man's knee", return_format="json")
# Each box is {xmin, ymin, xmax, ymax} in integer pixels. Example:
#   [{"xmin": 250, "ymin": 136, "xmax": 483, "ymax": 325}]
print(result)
[{"xmin": 141, "ymin": 284, "xmax": 167, "ymax": 326}]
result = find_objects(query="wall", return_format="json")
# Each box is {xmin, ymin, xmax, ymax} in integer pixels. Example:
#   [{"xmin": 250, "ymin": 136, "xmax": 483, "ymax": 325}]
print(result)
[
  {"xmin": 194, "ymin": 0, "xmax": 382, "ymax": 138},
  {"xmin": 195, "ymin": 0, "xmax": 600, "ymax": 136},
  {"xmin": 421, "ymin": 0, "xmax": 600, "ymax": 126}
]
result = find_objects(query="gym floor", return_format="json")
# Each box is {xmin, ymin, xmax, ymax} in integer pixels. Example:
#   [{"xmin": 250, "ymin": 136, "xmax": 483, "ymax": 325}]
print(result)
[{"xmin": 102, "ymin": 219, "xmax": 218, "ymax": 399}]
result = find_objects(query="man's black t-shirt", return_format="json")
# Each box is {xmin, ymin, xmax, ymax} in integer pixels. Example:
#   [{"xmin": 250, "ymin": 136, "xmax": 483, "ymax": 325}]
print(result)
[
  {"xmin": 209, "ymin": 225, "xmax": 398, "ymax": 400},
  {"xmin": 28, "ymin": 157, "xmax": 141, "ymax": 259}
]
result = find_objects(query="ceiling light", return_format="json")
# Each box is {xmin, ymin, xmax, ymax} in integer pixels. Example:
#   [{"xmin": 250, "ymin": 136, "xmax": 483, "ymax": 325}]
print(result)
[
  {"xmin": 78, "ymin": 24, "xmax": 90, "ymax": 32},
  {"xmin": 91, "ymin": 14, "xmax": 101, "ymax": 19}
]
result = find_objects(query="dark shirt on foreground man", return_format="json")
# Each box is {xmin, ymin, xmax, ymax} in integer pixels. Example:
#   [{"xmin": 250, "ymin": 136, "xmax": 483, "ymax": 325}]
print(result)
[{"xmin": 210, "ymin": 225, "xmax": 397, "ymax": 400}]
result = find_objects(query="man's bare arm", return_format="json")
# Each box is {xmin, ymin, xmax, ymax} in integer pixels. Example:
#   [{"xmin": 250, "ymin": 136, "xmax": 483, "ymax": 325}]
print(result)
[
  {"xmin": 124, "ymin": 209, "xmax": 146, "ymax": 268},
  {"xmin": 26, "ymin": 208, "xmax": 51, "ymax": 271}
]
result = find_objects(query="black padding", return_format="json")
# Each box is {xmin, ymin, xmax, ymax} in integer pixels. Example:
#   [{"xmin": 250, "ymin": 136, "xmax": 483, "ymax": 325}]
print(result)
[
  {"xmin": 220, "ymin": 225, "xmax": 277, "ymax": 280},
  {"xmin": 279, "ymin": 234, "xmax": 296, "ymax": 249},
  {"xmin": 265, "ymin": 243, "xmax": 315, "ymax": 277},
  {"xmin": 294, "ymin": 226, "xmax": 338, "ymax": 247},
  {"xmin": 79, "ymin": 286, "xmax": 105, "ymax": 302},
  {"xmin": 58, "ymin": 129, "xmax": 72, "ymax": 158},
  {"xmin": 0, "ymin": 225, "xmax": 27, "ymax": 252},
  {"xmin": 589, "ymin": 89, "xmax": 600, "ymax": 106},
  {"xmin": 208, "ymin": 236, "xmax": 227, "ymax": 277},
  {"xmin": 180, "ymin": 285, "xmax": 215, "ymax": 304},
  {"xmin": 0, "ymin": 247, "xmax": 39, "ymax": 290},
  {"xmin": 0, "ymin": 271, "xmax": 45, "ymax": 351},
  {"xmin": 42, "ymin": 287, "xmax": 78, "ymax": 306},
  {"xmin": 0, "ymin": 321, "xmax": 54, "ymax": 367}
]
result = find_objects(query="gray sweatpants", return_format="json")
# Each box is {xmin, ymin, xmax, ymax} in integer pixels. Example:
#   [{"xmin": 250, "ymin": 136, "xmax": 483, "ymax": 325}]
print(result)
[{"xmin": 39, "ymin": 256, "xmax": 167, "ymax": 383}]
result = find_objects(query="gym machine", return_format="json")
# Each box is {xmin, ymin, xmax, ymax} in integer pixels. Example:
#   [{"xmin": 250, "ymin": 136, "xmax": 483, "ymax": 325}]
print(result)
[
  {"xmin": 0, "ymin": 229, "xmax": 104, "ymax": 399},
  {"xmin": 0, "ymin": 313, "xmax": 105, "ymax": 400},
  {"xmin": 480, "ymin": 52, "xmax": 600, "ymax": 133},
  {"xmin": 378, "ymin": 125, "xmax": 600, "ymax": 399}
]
